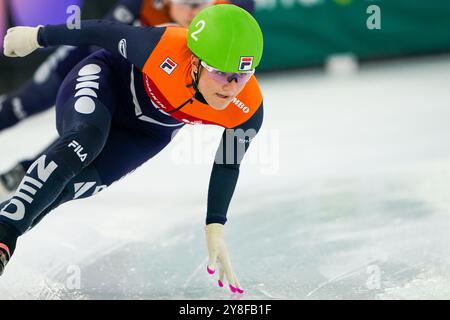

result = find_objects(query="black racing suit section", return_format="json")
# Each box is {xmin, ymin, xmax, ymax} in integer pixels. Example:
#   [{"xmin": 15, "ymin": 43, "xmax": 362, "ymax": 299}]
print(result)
[
  {"xmin": 38, "ymin": 20, "xmax": 165, "ymax": 70},
  {"xmin": 207, "ymin": 105, "xmax": 264, "ymax": 225}
]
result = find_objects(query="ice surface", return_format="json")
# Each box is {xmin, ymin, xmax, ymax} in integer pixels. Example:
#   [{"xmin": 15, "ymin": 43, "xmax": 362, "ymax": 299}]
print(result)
[{"xmin": 1, "ymin": 55, "xmax": 450, "ymax": 299}]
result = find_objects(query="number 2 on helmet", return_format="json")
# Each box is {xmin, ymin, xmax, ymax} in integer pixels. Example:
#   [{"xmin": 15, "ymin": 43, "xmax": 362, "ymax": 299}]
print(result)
[{"xmin": 190, "ymin": 20, "xmax": 205, "ymax": 41}]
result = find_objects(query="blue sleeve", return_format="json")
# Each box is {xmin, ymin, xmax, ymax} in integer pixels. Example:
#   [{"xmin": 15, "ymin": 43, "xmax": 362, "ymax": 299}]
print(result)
[
  {"xmin": 38, "ymin": 20, "xmax": 165, "ymax": 70},
  {"xmin": 50, "ymin": 0, "xmax": 144, "ymax": 77},
  {"xmin": 230, "ymin": 0, "xmax": 255, "ymax": 14},
  {"xmin": 206, "ymin": 104, "xmax": 264, "ymax": 225}
]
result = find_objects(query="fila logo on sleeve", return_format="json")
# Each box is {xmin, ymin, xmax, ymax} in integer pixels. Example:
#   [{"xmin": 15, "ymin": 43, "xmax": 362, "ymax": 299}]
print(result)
[
  {"xmin": 160, "ymin": 57, "xmax": 178, "ymax": 75},
  {"xmin": 239, "ymin": 57, "xmax": 254, "ymax": 71}
]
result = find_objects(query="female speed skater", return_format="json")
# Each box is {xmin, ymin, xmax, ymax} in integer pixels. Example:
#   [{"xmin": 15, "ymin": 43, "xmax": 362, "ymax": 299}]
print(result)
[
  {"xmin": 0, "ymin": 4, "xmax": 264, "ymax": 294},
  {"xmin": 0, "ymin": 0, "xmax": 254, "ymax": 200}
]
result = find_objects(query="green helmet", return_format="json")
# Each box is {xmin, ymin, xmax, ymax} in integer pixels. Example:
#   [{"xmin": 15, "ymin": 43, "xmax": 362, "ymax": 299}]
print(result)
[{"xmin": 187, "ymin": 4, "xmax": 264, "ymax": 73}]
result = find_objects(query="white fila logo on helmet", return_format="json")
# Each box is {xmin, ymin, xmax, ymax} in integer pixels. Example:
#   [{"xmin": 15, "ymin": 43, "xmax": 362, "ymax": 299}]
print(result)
[
  {"xmin": 160, "ymin": 57, "xmax": 178, "ymax": 75},
  {"xmin": 232, "ymin": 98, "xmax": 250, "ymax": 114},
  {"xmin": 74, "ymin": 64, "xmax": 101, "ymax": 114}
]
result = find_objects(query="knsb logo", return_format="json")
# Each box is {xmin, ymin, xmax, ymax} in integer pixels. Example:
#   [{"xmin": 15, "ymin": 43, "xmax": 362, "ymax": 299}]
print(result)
[
  {"xmin": 239, "ymin": 57, "xmax": 254, "ymax": 71},
  {"xmin": 160, "ymin": 57, "xmax": 177, "ymax": 75}
]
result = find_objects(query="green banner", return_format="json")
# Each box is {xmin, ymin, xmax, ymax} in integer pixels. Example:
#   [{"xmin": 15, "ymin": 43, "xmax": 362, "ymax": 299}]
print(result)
[{"xmin": 255, "ymin": 0, "xmax": 450, "ymax": 71}]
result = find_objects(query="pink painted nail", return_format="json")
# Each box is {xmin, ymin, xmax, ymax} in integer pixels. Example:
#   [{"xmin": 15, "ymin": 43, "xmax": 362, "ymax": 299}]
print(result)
[
  {"xmin": 207, "ymin": 266, "xmax": 215, "ymax": 275},
  {"xmin": 229, "ymin": 284, "xmax": 237, "ymax": 293},
  {"xmin": 218, "ymin": 280, "xmax": 224, "ymax": 287}
]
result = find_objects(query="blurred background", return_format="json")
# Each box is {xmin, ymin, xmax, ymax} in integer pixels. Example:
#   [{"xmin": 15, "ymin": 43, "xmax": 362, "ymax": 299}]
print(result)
[
  {"xmin": 1, "ymin": 0, "xmax": 450, "ymax": 300},
  {"xmin": 1, "ymin": 0, "xmax": 450, "ymax": 85}
]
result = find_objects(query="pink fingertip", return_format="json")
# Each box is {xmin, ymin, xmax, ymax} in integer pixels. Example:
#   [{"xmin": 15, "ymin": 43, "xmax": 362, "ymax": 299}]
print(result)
[
  {"xmin": 237, "ymin": 288, "xmax": 245, "ymax": 294},
  {"xmin": 218, "ymin": 280, "xmax": 224, "ymax": 287},
  {"xmin": 229, "ymin": 284, "xmax": 237, "ymax": 293},
  {"xmin": 207, "ymin": 266, "xmax": 215, "ymax": 275}
]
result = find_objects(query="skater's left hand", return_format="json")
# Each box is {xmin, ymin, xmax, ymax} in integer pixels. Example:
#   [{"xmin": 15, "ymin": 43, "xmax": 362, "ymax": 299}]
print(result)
[
  {"xmin": 205, "ymin": 223, "xmax": 244, "ymax": 294},
  {"xmin": 3, "ymin": 26, "xmax": 43, "ymax": 58}
]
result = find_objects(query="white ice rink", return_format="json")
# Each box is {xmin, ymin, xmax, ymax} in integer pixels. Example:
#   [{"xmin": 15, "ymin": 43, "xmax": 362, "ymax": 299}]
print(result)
[{"xmin": 1, "ymin": 54, "xmax": 450, "ymax": 299}]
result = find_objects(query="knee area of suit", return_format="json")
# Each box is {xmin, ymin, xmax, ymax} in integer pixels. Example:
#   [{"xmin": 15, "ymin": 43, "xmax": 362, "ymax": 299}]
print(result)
[{"xmin": 46, "ymin": 124, "xmax": 107, "ymax": 173}]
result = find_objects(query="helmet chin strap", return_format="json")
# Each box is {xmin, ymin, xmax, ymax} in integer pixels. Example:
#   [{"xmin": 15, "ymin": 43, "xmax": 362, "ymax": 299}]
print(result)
[
  {"xmin": 170, "ymin": 59, "xmax": 208, "ymax": 114},
  {"xmin": 188, "ymin": 59, "xmax": 208, "ymax": 104}
]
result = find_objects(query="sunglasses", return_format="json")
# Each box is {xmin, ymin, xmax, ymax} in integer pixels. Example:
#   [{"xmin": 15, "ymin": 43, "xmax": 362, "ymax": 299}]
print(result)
[{"xmin": 200, "ymin": 60, "xmax": 255, "ymax": 85}]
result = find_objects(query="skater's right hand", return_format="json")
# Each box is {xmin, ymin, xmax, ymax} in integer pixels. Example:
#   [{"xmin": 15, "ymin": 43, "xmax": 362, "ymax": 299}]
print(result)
[
  {"xmin": 3, "ymin": 26, "xmax": 43, "ymax": 58},
  {"xmin": 205, "ymin": 223, "xmax": 244, "ymax": 294}
]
